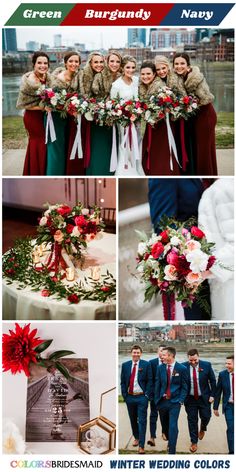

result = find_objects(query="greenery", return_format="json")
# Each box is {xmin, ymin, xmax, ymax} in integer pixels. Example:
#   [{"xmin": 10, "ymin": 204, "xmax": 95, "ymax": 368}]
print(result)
[
  {"xmin": 3, "ymin": 238, "xmax": 116, "ymax": 304},
  {"xmin": 216, "ymin": 112, "xmax": 234, "ymax": 148}
]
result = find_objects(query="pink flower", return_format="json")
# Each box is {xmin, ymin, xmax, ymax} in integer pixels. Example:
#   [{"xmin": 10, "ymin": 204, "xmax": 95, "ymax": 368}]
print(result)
[
  {"xmin": 185, "ymin": 239, "xmax": 201, "ymax": 252},
  {"xmin": 182, "ymin": 228, "xmax": 189, "ymax": 237},
  {"xmin": 53, "ymin": 230, "xmax": 64, "ymax": 244},
  {"xmin": 185, "ymin": 272, "xmax": 202, "ymax": 285},
  {"xmin": 41, "ymin": 289, "xmax": 50, "ymax": 297},
  {"xmin": 47, "ymin": 90, "xmax": 55, "ymax": 98},
  {"xmin": 164, "ymin": 264, "xmax": 178, "ymax": 281},
  {"xmin": 167, "ymin": 250, "xmax": 179, "ymax": 265},
  {"xmin": 158, "ymin": 281, "xmax": 169, "ymax": 291}
]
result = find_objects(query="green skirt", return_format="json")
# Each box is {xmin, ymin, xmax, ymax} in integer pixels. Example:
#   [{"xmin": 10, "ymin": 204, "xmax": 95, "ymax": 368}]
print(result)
[
  {"xmin": 86, "ymin": 122, "xmax": 115, "ymax": 176},
  {"xmin": 46, "ymin": 112, "xmax": 67, "ymax": 176}
]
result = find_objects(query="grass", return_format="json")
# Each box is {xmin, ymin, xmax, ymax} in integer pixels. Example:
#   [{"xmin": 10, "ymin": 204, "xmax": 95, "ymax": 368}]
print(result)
[{"xmin": 2, "ymin": 112, "xmax": 234, "ymax": 150}]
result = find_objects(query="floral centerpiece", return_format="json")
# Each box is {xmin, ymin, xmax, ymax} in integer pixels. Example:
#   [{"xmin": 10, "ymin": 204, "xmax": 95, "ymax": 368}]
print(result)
[
  {"xmin": 136, "ymin": 217, "xmax": 217, "ymax": 320},
  {"xmin": 36, "ymin": 202, "xmax": 104, "ymax": 273}
]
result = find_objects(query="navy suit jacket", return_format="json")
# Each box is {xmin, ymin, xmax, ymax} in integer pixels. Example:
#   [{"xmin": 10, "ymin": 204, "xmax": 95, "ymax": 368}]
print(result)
[
  {"xmin": 214, "ymin": 369, "xmax": 233, "ymax": 413},
  {"xmin": 155, "ymin": 361, "xmax": 188, "ymax": 405},
  {"xmin": 183, "ymin": 360, "xmax": 216, "ymax": 404},
  {"xmin": 149, "ymin": 357, "xmax": 160, "ymax": 400},
  {"xmin": 148, "ymin": 178, "xmax": 204, "ymax": 233},
  {"xmin": 121, "ymin": 359, "xmax": 152, "ymax": 401}
]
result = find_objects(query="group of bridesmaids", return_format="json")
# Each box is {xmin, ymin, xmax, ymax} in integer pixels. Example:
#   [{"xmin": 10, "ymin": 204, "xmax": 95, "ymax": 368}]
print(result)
[{"xmin": 16, "ymin": 50, "xmax": 217, "ymax": 176}]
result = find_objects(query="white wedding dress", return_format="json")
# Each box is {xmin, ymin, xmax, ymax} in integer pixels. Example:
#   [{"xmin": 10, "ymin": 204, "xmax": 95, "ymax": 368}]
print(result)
[
  {"xmin": 110, "ymin": 76, "xmax": 144, "ymax": 176},
  {"xmin": 198, "ymin": 179, "xmax": 234, "ymax": 320}
]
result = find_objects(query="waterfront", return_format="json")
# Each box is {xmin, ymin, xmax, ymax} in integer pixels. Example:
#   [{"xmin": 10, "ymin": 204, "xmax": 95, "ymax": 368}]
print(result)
[{"xmin": 2, "ymin": 62, "xmax": 234, "ymax": 116}]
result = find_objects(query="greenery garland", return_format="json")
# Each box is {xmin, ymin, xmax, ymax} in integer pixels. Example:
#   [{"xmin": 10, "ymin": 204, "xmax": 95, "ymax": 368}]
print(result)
[{"xmin": 3, "ymin": 238, "xmax": 116, "ymax": 304}]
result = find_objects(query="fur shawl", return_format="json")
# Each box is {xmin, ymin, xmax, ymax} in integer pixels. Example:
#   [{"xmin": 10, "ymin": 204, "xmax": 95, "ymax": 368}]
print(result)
[
  {"xmin": 139, "ymin": 76, "xmax": 162, "ymax": 100},
  {"xmin": 16, "ymin": 71, "xmax": 52, "ymax": 109},
  {"xmin": 79, "ymin": 63, "xmax": 96, "ymax": 97},
  {"xmin": 51, "ymin": 67, "xmax": 81, "ymax": 92},
  {"xmin": 92, "ymin": 67, "xmax": 121, "ymax": 99},
  {"xmin": 183, "ymin": 66, "xmax": 214, "ymax": 105}
]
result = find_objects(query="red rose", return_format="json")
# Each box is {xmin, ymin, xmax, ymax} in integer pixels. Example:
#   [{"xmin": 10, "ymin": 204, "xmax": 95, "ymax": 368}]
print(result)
[
  {"xmin": 175, "ymin": 255, "xmax": 191, "ymax": 276},
  {"xmin": 67, "ymin": 294, "xmax": 79, "ymax": 304},
  {"xmin": 101, "ymin": 286, "xmax": 110, "ymax": 292},
  {"xmin": 160, "ymin": 230, "xmax": 169, "ymax": 243},
  {"xmin": 74, "ymin": 215, "xmax": 87, "ymax": 227},
  {"xmin": 66, "ymin": 224, "xmax": 74, "ymax": 234},
  {"xmin": 167, "ymin": 250, "xmax": 179, "ymax": 266},
  {"xmin": 207, "ymin": 255, "xmax": 216, "ymax": 270},
  {"xmin": 57, "ymin": 205, "xmax": 71, "ymax": 216},
  {"xmin": 151, "ymin": 242, "xmax": 164, "ymax": 259},
  {"xmin": 2, "ymin": 323, "xmax": 44, "ymax": 376},
  {"xmin": 183, "ymin": 96, "xmax": 190, "ymax": 104},
  {"xmin": 41, "ymin": 289, "xmax": 50, "ymax": 297},
  {"xmin": 191, "ymin": 226, "xmax": 205, "ymax": 239},
  {"xmin": 5, "ymin": 268, "xmax": 15, "ymax": 276}
]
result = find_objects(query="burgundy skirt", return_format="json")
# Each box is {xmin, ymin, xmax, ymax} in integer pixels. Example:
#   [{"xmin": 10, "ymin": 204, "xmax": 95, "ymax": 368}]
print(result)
[
  {"xmin": 142, "ymin": 120, "xmax": 181, "ymax": 176},
  {"xmin": 192, "ymin": 103, "xmax": 218, "ymax": 175},
  {"xmin": 23, "ymin": 110, "xmax": 46, "ymax": 175}
]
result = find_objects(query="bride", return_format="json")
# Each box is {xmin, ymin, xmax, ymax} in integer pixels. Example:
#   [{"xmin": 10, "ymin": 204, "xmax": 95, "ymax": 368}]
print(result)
[
  {"xmin": 198, "ymin": 178, "xmax": 234, "ymax": 319},
  {"xmin": 110, "ymin": 55, "xmax": 144, "ymax": 176}
]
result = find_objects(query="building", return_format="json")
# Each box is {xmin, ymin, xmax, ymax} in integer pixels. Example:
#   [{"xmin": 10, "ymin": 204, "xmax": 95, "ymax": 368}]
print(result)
[
  {"xmin": 128, "ymin": 28, "xmax": 146, "ymax": 47},
  {"xmin": 149, "ymin": 28, "xmax": 196, "ymax": 49},
  {"xmin": 26, "ymin": 41, "xmax": 40, "ymax": 52},
  {"xmin": 54, "ymin": 34, "xmax": 62, "ymax": 48},
  {"xmin": 2, "ymin": 28, "xmax": 17, "ymax": 53}
]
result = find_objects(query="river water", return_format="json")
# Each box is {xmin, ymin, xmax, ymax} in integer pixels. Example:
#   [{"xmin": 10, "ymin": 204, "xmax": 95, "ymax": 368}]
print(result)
[{"xmin": 2, "ymin": 65, "xmax": 234, "ymax": 116}]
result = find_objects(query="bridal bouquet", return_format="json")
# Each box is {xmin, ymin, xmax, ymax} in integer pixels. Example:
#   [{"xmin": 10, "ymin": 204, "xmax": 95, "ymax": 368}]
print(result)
[
  {"xmin": 136, "ymin": 218, "xmax": 217, "ymax": 318},
  {"xmin": 37, "ymin": 203, "xmax": 104, "ymax": 254},
  {"xmin": 115, "ymin": 98, "xmax": 145, "ymax": 127}
]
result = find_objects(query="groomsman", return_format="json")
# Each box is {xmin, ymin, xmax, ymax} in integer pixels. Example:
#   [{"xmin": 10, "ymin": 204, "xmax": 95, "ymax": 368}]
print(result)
[
  {"xmin": 183, "ymin": 348, "xmax": 216, "ymax": 453},
  {"xmin": 214, "ymin": 355, "xmax": 234, "ymax": 454},
  {"xmin": 121, "ymin": 345, "xmax": 152, "ymax": 454},
  {"xmin": 155, "ymin": 347, "xmax": 188, "ymax": 454},
  {"xmin": 147, "ymin": 344, "xmax": 166, "ymax": 446}
]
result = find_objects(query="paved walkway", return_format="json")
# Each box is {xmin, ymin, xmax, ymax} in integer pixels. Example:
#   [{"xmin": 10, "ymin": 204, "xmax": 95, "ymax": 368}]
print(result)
[
  {"xmin": 2, "ymin": 149, "xmax": 234, "ymax": 176},
  {"xmin": 119, "ymin": 402, "xmax": 228, "ymax": 454}
]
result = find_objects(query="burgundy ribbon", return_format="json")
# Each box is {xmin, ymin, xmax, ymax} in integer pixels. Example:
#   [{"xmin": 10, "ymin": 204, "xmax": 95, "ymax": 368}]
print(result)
[
  {"xmin": 162, "ymin": 293, "xmax": 176, "ymax": 320},
  {"xmin": 128, "ymin": 123, "xmax": 132, "ymax": 150},
  {"xmin": 180, "ymin": 118, "xmax": 188, "ymax": 171},
  {"xmin": 46, "ymin": 242, "xmax": 68, "ymax": 275}
]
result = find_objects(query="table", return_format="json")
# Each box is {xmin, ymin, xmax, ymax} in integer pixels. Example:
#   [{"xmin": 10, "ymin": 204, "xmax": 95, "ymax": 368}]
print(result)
[{"xmin": 2, "ymin": 233, "xmax": 116, "ymax": 321}]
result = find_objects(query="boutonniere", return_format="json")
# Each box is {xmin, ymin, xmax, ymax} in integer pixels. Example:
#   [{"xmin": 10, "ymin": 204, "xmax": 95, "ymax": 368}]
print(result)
[
  {"xmin": 138, "ymin": 368, "xmax": 143, "ymax": 372},
  {"xmin": 172, "ymin": 370, "xmax": 179, "ymax": 377},
  {"xmin": 198, "ymin": 368, "xmax": 204, "ymax": 372}
]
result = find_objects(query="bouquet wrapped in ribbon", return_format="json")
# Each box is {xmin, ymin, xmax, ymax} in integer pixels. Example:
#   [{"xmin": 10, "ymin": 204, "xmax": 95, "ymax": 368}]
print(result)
[
  {"xmin": 65, "ymin": 94, "xmax": 90, "ymax": 160},
  {"xmin": 136, "ymin": 218, "xmax": 217, "ymax": 320},
  {"xmin": 37, "ymin": 85, "xmax": 70, "ymax": 143},
  {"xmin": 36, "ymin": 203, "xmax": 104, "ymax": 275}
]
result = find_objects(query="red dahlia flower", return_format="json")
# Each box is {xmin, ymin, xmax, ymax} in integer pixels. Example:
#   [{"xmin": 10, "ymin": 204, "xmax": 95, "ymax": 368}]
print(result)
[{"xmin": 2, "ymin": 323, "xmax": 44, "ymax": 377}]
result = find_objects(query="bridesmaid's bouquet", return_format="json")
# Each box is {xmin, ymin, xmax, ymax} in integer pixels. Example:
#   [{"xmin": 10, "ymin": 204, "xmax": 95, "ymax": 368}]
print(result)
[
  {"xmin": 172, "ymin": 95, "xmax": 199, "ymax": 121},
  {"xmin": 136, "ymin": 218, "xmax": 217, "ymax": 315},
  {"xmin": 144, "ymin": 87, "xmax": 179, "ymax": 126},
  {"xmin": 37, "ymin": 85, "xmax": 69, "ymax": 116},
  {"xmin": 65, "ymin": 94, "xmax": 90, "ymax": 117}
]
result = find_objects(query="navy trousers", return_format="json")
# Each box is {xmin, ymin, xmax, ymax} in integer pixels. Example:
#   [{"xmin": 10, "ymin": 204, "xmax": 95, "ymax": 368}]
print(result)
[
  {"xmin": 225, "ymin": 403, "xmax": 234, "ymax": 454},
  {"xmin": 158, "ymin": 399, "xmax": 181, "ymax": 454},
  {"xmin": 126, "ymin": 394, "xmax": 148, "ymax": 448},
  {"xmin": 185, "ymin": 395, "xmax": 211, "ymax": 444}
]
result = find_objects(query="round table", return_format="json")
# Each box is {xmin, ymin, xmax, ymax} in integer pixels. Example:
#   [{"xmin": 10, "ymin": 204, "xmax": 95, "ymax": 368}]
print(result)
[{"xmin": 2, "ymin": 233, "xmax": 116, "ymax": 321}]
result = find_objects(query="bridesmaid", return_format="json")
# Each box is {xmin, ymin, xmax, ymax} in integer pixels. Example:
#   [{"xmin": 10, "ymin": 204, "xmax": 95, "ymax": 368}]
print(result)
[
  {"xmin": 140, "ymin": 59, "xmax": 182, "ymax": 175},
  {"xmin": 110, "ymin": 55, "xmax": 142, "ymax": 176},
  {"xmin": 85, "ymin": 51, "xmax": 122, "ymax": 175},
  {"xmin": 173, "ymin": 52, "xmax": 218, "ymax": 175},
  {"xmin": 46, "ymin": 51, "xmax": 81, "ymax": 176},
  {"xmin": 16, "ymin": 51, "xmax": 51, "ymax": 175}
]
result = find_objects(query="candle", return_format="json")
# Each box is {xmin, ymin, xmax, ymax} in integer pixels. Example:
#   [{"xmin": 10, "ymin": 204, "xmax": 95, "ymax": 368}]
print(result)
[
  {"xmin": 66, "ymin": 267, "xmax": 75, "ymax": 281},
  {"xmin": 91, "ymin": 266, "xmax": 101, "ymax": 281}
]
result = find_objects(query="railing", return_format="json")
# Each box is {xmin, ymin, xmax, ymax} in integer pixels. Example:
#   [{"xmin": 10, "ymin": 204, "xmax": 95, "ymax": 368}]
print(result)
[
  {"xmin": 27, "ymin": 375, "xmax": 48, "ymax": 413},
  {"xmin": 68, "ymin": 377, "xmax": 89, "ymax": 405}
]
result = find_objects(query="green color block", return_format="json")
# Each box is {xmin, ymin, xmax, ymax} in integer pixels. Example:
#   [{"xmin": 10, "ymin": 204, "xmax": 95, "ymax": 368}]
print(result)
[{"xmin": 5, "ymin": 3, "xmax": 75, "ymax": 26}]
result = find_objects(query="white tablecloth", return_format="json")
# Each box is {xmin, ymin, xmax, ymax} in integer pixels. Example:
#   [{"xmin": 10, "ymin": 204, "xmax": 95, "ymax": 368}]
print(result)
[{"xmin": 2, "ymin": 233, "xmax": 116, "ymax": 321}]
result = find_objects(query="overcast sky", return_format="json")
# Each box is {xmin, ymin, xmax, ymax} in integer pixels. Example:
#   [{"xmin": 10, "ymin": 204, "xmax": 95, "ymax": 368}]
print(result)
[{"xmin": 16, "ymin": 26, "xmax": 130, "ymax": 50}]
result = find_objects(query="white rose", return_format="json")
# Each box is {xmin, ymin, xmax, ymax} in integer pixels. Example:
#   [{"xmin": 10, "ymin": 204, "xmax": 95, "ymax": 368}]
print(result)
[
  {"xmin": 148, "ymin": 233, "xmax": 161, "ymax": 245},
  {"xmin": 138, "ymin": 242, "xmax": 147, "ymax": 256},
  {"xmin": 82, "ymin": 208, "xmax": 90, "ymax": 215},
  {"xmin": 170, "ymin": 236, "xmax": 181, "ymax": 246},
  {"xmin": 72, "ymin": 226, "xmax": 81, "ymax": 237},
  {"xmin": 39, "ymin": 216, "xmax": 47, "ymax": 226},
  {"xmin": 186, "ymin": 249, "xmax": 208, "ymax": 273}
]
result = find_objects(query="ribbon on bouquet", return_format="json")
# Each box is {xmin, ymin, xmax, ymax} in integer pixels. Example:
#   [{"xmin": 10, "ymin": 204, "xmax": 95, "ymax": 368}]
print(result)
[
  {"xmin": 69, "ymin": 114, "xmax": 83, "ymax": 160},
  {"xmin": 122, "ymin": 123, "xmax": 140, "ymax": 169},
  {"xmin": 165, "ymin": 113, "xmax": 182, "ymax": 171},
  {"xmin": 162, "ymin": 292, "xmax": 176, "ymax": 320},
  {"xmin": 45, "ymin": 242, "xmax": 69, "ymax": 275},
  {"xmin": 45, "ymin": 111, "xmax": 56, "ymax": 144},
  {"xmin": 110, "ymin": 124, "xmax": 118, "ymax": 172}
]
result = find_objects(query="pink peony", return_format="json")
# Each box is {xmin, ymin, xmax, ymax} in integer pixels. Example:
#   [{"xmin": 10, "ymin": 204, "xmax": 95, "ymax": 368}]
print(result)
[
  {"xmin": 164, "ymin": 264, "xmax": 178, "ymax": 281},
  {"xmin": 53, "ymin": 230, "xmax": 64, "ymax": 244},
  {"xmin": 185, "ymin": 272, "xmax": 202, "ymax": 285},
  {"xmin": 167, "ymin": 250, "xmax": 179, "ymax": 265}
]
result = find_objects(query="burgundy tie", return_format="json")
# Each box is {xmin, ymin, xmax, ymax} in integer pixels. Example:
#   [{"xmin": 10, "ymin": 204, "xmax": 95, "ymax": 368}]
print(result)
[
  {"xmin": 232, "ymin": 373, "xmax": 234, "ymax": 402},
  {"xmin": 166, "ymin": 365, "xmax": 171, "ymax": 399},
  {"xmin": 129, "ymin": 363, "xmax": 137, "ymax": 394},
  {"xmin": 193, "ymin": 367, "xmax": 199, "ymax": 400}
]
